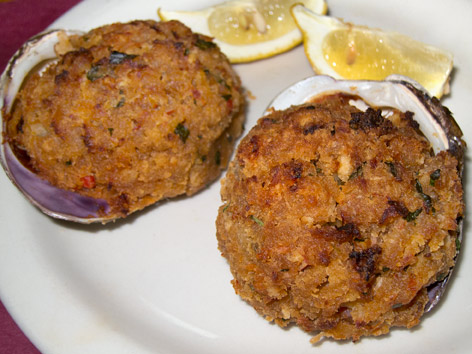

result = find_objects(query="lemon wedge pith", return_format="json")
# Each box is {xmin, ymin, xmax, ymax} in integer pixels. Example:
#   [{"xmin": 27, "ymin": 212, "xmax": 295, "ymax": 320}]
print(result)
[
  {"xmin": 291, "ymin": 4, "xmax": 453, "ymax": 98},
  {"xmin": 158, "ymin": 0, "xmax": 327, "ymax": 63}
]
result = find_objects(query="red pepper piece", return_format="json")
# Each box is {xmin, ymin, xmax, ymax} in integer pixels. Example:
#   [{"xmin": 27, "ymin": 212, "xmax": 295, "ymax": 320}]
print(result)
[{"xmin": 81, "ymin": 175, "xmax": 96, "ymax": 189}]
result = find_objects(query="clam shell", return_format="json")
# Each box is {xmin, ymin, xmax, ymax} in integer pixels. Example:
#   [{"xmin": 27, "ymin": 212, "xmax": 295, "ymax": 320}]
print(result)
[
  {"xmin": 266, "ymin": 75, "xmax": 465, "ymax": 313},
  {"xmin": 0, "ymin": 29, "xmax": 115, "ymax": 224}
]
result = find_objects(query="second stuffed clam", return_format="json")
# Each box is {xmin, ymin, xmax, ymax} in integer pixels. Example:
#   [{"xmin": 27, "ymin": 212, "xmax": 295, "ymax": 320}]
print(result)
[
  {"xmin": 216, "ymin": 74, "xmax": 464, "ymax": 342},
  {"xmin": 1, "ymin": 20, "xmax": 245, "ymax": 223}
]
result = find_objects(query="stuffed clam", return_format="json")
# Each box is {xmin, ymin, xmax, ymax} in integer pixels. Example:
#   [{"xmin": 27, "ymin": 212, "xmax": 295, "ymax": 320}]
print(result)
[
  {"xmin": 0, "ymin": 20, "xmax": 245, "ymax": 223},
  {"xmin": 216, "ymin": 75, "xmax": 464, "ymax": 342}
]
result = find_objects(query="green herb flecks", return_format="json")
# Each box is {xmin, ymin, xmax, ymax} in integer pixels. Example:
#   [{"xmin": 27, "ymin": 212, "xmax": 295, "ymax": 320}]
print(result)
[
  {"xmin": 174, "ymin": 122, "xmax": 190, "ymax": 143},
  {"xmin": 109, "ymin": 51, "xmax": 138, "ymax": 65},
  {"xmin": 385, "ymin": 161, "xmax": 398, "ymax": 178},
  {"xmin": 195, "ymin": 38, "xmax": 216, "ymax": 50},
  {"xmin": 250, "ymin": 215, "xmax": 264, "ymax": 226},
  {"xmin": 456, "ymin": 237, "xmax": 461, "ymax": 252},
  {"xmin": 430, "ymin": 169, "xmax": 441, "ymax": 186},
  {"xmin": 65, "ymin": 160, "xmax": 72, "ymax": 166},
  {"xmin": 404, "ymin": 208, "xmax": 422, "ymax": 222},
  {"xmin": 333, "ymin": 174, "xmax": 345, "ymax": 186},
  {"xmin": 222, "ymin": 94, "xmax": 232, "ymax": 101},
  {"xmin": 108, "ymin": 128, "xmax": 114, "ymax": 136},
  {"xmin": 217, "ymin": 77, "xmax": 231, "ymax": 90},
  {"xmin": 415, "ymin": 179, "xmax": 425, "ymax": 193},
  {"xmin": 86, "ymin": 65, "xmax": 105, "ymax": 82},
  {"xmin": 348, "ymin": 164, "xmax": 363, "ymax": 181},
  {"xmin": 87, "ymin": 52, "xmax": 137, "ymax": 82},
  {"xmin": 415, "ymin": 179, "xmax": 433, "ymax": 212},
  {"xmin": 115, "ymin": 97, "xmax": 125, "ymax": 108},
  {"xmin": 310, "ymin": 159, "xmax": 323, "ymax": 175}
]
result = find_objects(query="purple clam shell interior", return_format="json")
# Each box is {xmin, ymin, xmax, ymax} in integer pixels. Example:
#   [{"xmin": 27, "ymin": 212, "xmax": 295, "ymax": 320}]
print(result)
[
  {"xmin": 425, "ymin": 280, "xmax": 449, "ymax": 312},
  {"xmin": 3, "ymin": 142, "xmax": 110, "ymax": 219}
]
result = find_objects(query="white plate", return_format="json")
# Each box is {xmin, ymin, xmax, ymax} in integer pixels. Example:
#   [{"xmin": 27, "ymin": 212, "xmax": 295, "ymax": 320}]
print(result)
[{"xmin": 1, "ymin": 0, "xmax": 471, "ymax": 353}]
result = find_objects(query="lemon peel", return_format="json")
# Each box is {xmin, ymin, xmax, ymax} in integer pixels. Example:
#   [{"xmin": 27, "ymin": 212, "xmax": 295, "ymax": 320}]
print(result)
[
  {"xmin": 291, "ymin": 4, "xmax": 453, "ymax": 98},
  {"xmin": 158, "ymin": 0, "xmax": 327, "ymax": 63}
]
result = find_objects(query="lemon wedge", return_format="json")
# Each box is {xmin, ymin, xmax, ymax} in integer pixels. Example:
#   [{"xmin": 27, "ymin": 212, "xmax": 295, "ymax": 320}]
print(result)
[
  {"xmin": 291, "ymin": 4, "xmax": 453, "ymax": 98},
  {"xmin": 158, "ymin": 0, "xmax": 327, "ymax": 63}
]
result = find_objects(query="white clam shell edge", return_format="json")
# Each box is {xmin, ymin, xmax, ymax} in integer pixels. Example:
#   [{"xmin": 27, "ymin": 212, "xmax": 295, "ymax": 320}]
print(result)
[{"xmin": 266, "ymin": 74, "xmax": 449, "ymax": 153}]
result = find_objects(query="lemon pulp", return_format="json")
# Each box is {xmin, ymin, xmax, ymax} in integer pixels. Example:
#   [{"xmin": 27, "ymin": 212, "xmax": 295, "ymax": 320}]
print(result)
[
  {"xmin": 208, "ymin": 0, "xmax": 306, "ymax": 45},
  {"xmin": 322, "ymin": 28, "xmax": 449, "ymax": 90}
]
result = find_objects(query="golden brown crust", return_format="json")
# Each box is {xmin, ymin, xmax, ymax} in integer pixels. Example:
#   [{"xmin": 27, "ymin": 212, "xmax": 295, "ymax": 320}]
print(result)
[
  {"xmin": 216, "ymin": 94, "xmax": 463, "ymax": 342},
  {"xmin": 6, "ymin": 20, "xmax": 245, "ymax": 218}
]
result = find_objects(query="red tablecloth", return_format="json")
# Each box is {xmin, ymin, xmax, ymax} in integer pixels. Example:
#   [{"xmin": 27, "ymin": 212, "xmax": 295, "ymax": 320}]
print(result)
[{"xmin": 0, "ymin": 1, "xmax": 83, "ymax": 352}]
